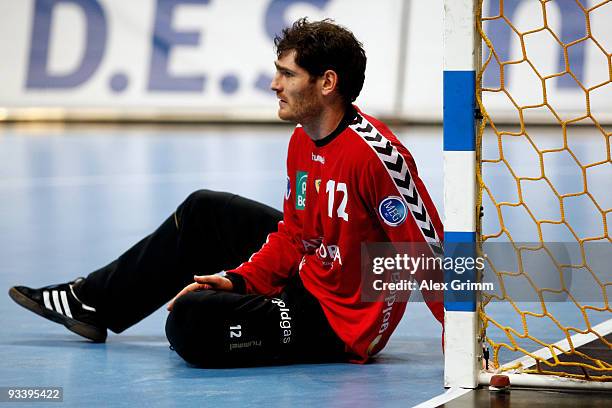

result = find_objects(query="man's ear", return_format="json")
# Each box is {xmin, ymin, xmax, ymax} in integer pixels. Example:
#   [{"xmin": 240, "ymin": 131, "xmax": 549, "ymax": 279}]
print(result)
[{"xmin": 321, "ymin": 69, "xmax": 339, "ymax": 96}]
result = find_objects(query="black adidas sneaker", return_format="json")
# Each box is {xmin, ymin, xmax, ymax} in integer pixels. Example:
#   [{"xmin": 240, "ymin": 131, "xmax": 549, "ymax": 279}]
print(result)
[{"xmin": 8, "ymin": 278, "xmax": 107, "ymax": 342}]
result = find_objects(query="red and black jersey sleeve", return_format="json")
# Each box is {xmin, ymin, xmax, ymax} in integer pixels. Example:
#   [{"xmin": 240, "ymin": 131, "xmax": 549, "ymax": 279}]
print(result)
[{"xmin": 355, "ymin": 114, "xmax": 444, "ymax": 325}]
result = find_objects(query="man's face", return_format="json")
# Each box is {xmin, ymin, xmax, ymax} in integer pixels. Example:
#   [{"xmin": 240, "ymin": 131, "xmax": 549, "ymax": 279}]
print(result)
[{"xmin": 271, "ymin": 50, "xmax": 322, "ymax": 123}]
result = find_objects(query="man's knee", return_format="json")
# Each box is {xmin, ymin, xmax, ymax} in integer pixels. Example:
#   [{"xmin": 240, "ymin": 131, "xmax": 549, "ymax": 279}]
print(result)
[
  {"xmin": 174, "ymin": 189, "xmax": 233, "ymax": 230},
  {"xmin": 164, "ymin": 291, "xmax": 281, "ymax": 367},
  {"xmin": 164, "ymin": 293, "xmax": 191, "ymax": 355},
  {"xmin": 165, "ymin": 291, "xmax": 225, "ymax": 366}
]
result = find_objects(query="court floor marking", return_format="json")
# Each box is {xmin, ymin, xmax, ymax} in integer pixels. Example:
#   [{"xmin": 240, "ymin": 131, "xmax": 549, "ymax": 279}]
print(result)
[{"xmin": 413, "ymin": 387, "xmax": 472, "ymax": 408}]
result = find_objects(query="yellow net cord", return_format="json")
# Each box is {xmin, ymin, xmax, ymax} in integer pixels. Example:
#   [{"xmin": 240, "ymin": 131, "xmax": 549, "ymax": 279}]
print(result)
[{"xmin": 476, "ymin": 0, "xmax": 611, "ymax": 381}]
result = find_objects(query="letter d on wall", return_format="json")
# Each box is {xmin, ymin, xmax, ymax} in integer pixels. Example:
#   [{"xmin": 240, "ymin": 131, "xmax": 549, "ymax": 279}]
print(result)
[{"xmin": 26, "ymin": 0, "xmax": 107, "ymax": 89}]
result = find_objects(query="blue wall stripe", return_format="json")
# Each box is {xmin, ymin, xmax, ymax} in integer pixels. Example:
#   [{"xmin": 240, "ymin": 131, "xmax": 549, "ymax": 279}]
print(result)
[{"xmin": 443, "ymin": 70, "xmax": 476, "ymax": 151}]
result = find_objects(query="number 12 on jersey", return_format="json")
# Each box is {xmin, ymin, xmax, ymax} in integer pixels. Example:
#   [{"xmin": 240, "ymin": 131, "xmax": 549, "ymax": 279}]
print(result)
[{"xmin": 326, "ymin": 180, "xmax": 349, "ymax": 221}]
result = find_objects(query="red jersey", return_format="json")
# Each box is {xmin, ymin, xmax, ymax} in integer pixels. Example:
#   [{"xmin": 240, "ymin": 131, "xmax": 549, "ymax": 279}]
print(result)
[{"xmin": 228, "ymin": 106, "xmax": 443, "ymax": 362}]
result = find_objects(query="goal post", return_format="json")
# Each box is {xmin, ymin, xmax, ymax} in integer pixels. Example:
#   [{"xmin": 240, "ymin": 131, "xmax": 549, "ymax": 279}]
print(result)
[
  {"xmin": 443, "ymin": 0, "xmax": 482, "ymax": 389},
  {"xmin": 443, "ymin": 0, "xmax": 611, "ymax": 390}
]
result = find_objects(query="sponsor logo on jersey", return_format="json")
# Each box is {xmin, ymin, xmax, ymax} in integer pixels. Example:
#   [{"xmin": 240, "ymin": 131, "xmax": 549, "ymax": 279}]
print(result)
[
  {"xmin": 378, "ymin": 196, "xmax": 407, "ymax": 226},
  {"xmin": 296, "ymin": 171, "xmax": 308, "ymax": 210},
  {"xmin": 311, "ymin": 153, "xmax": 325, "ymax": 164},
  {"xmin": 315, "ymin": 178, "xmax": 321, "ymax": 193},
  {"xmin": 316, "ymin": 243, "xmax": 343, "ymax": 266},
  {"xmin": 302, "ymin": 237, "xmax": 323, "ymax": 252},
  {"xmin": 285, "ymin": 176, "xmax": 291, "ymax": 200}
]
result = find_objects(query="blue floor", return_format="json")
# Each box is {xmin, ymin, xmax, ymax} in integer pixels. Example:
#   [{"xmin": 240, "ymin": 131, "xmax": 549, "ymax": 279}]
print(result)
[
  {"xmin": 0, "ymin": 124, "xmax": 608, "ymax": 407},
  {"xmin": 0, "ymin": 124, "xmax": 447, "ymax": 407}
]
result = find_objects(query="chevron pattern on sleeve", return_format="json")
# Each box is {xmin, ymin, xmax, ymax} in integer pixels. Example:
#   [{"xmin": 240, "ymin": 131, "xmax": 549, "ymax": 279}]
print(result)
[{"xmin": 350, "ymin": 114, "xmax": 443, "ymax": 257}]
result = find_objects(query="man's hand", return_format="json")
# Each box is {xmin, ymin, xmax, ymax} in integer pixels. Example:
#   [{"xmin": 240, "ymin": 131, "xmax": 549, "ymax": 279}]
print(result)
[{"xmin": 167, "ymin": 275, "xmax": 234, "ymax": 311}]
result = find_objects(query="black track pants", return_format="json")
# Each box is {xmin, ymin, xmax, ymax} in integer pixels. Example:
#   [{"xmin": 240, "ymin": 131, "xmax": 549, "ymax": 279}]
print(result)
[
  {"xmin": 77, "ymin": 190, "xmax": 346, "ymax": 366},
  {"xmin": 78, "ymin": 190, "xmax": 282, "ymax": 332},
  {"xmin": 165, "ymin": 275, "xmax": 346, "ymax": 367}
]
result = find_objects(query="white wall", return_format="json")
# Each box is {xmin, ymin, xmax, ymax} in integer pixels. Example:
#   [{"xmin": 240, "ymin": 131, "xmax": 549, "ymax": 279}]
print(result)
[{"xmin": 0, "ymin": 0, "xmax": 609, "ymax": 122}]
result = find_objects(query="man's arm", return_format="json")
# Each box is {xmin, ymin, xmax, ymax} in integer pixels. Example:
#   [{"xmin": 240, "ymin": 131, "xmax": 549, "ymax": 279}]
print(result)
[
  {"xmin": 224, "ymin": 210, "xmax": 303, "ymax": 296},
  {"xmin": 167, "ymin": 209, "xmax": 303, "ymax": 309},
  {"xmin": 167, "ymin": 274, "xmax": 234, "ymax": 311},
  {"xmin": 167, "ymin": 188, "xmax": 303, "ymax": 306}
]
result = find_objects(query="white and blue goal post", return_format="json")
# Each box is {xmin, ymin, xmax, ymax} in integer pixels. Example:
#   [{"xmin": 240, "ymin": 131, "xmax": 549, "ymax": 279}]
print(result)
[{"xmin": 442, "ymin": 0, "xmax": 482, "ymax": 389}]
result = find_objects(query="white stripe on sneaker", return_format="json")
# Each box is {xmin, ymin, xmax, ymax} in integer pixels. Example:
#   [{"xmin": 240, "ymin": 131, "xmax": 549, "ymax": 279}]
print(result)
[
  {"xmin": 52, "ymin": 290, "xmax": 63, "ymax": 314},
  {"xmin": 43, "ymin": 291, "xmax": 52, "ymax": 310},
  {"xmin": 59, "ymin": 291, "xmax": 73, "ymax": 318},
  {"xmin": 69, "ymin": 284, "xmax": 96, "ymax": 312},
  {"xmin": 81, "ymin": 303, "xmax": 96, "ymax": 312}
]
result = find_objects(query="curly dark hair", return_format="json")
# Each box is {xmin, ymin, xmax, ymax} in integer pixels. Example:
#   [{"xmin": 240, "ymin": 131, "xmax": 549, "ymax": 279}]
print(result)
[{"xmin": 274, "ymin": 18, "xmax": 367, "ymax": 104}]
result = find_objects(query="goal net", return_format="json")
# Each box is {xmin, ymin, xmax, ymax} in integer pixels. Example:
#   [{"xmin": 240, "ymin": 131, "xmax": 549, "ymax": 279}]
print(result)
[{"xmin": 476, "ymin": 0, "xmax": 611, "ymax": 386}]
